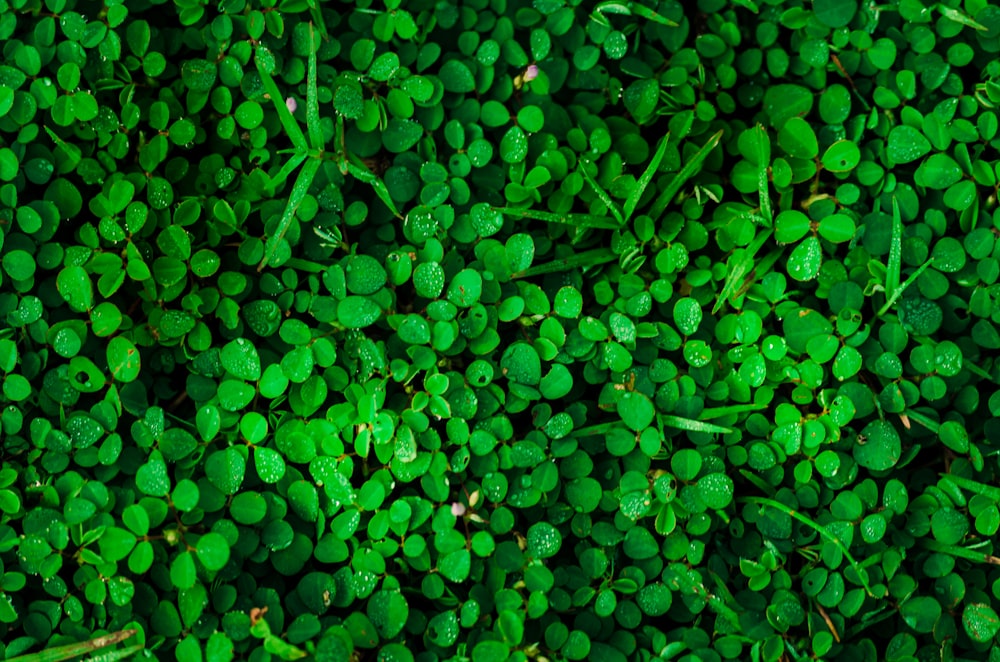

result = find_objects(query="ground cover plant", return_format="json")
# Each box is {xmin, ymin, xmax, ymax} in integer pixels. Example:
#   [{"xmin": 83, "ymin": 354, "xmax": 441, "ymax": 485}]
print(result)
[{"xmin": 2, "ymin": 0, "xmax": 1000, "ymax": 660}]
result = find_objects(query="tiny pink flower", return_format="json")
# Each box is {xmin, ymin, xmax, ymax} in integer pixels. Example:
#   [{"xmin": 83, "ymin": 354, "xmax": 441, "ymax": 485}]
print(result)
[
  {"xmin": 286, "ymin": 97, "xmax": 298, "ymax": 113},
  {"xmin": 451, "ymin": 502, "xmax": 466, "ymax": 517},
  {"xmin": 524, "ymin": 64, "xmax": 539, "ymax": 82}
]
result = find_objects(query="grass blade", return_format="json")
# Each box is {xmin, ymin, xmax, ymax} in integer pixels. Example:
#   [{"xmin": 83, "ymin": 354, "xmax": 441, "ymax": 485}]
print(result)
[
  {"xmin": 579, "ymin": 163, "xmax": 624, "ymax": 226},
  {"xmin": 512, "ymin": 248, "xmax": 617, "ymax": 279},
  {"xmin": 255, "ymin": 48, "xmax": 308, "ymax": 152},
  {"xmin": 886, "ymin": 196, "xmax": 902, "ymax": 298},
  {"xmin": 902, "ymin": 408, "xmax": 940, "ymax": 433},
  {"xmin": 937, "ymin": 4, "xmax": 987, "ymax": 30},
  {"xmin": 919, "ymin": 538, "xmax": 1000, "ymax": 565},
  {"xmin": 940, "ymin": 473, "xmax": 1000, "ymax": 502},
  {"xmin": 697, "ymin": 403, "xmax": 768, "ymax": 419},
  {"xmin": 496, "ymin": 206, "xmax": 621, "ymax": 230},
  {"xmin": 88, "ymin": 645, "xmax": 144, "ymax": 662},
  {"xmin": 876, "ymin": 256, "xmax": 935, "ymax": 316},
  {"xmin": 7, "ymin": 630, "xmax": 138, "ymax": 662},
  {"xmin": 592, "ymin": 0, "xmax": 680, "ymax": 27},
  {"xmin": 306, "ymin": 23, "xmax": 323, "ymax": 151},
  {"xmin": 258, "ymin": 157, "xmax": 321, "ymax": 271},
  {"xmin": 648, "ymin": 129, "xmax": 723, "ymax": 222},
  {"xmin": 741, "ymin": 497, "xmax": 877, "ymax": 597},
  {"xmin": 713, "ymin": 229, "xmax": 773, "ymax": 314},
  {"xmin": 571, "ymin": 422, "xmax": 624, "ymax": 438},
  {"xmin": 750, "ymin": 124, "xmax": 773, "ymax": 225},
  {"xmin": 343, "ymin": 158, "xmax": 402, "ymax": 218},
  {"xmin": 623, "ymin": 131, "xmax": 670, "ymax": 222},
  {"xmin": 268, "ymin": 150, "xmax": 307, "ymax": 193},
  {"xmin": 663, "ymin": 563, "xmax": 742, "ymax": 629},
  {"xmin": 659, "ymin": 414, "xmax": 733, "ymax": 435}
]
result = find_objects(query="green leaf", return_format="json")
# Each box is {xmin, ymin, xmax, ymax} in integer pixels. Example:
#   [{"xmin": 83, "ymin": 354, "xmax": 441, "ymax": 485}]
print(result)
[
  {"xmin": 617, "ymin": 392, "xmax": 654, "ymax": 431},
  {"xmin": 778, "ymin": 117, "xmax": 819, "ymax": 159},
  {"xmin": 106, "ymin": 336, "xmax": 141, "ymax": 383},
  {"xmin": 338, "ymin": 296, "xmax": 382, "ymax": 328},
  {"xmin": 821, "ymin": 140, "xmax": 861, "ymax": 172},
  {"xmin": 205, "ymin": 447, "xmax": 246, "ymax": 494},
  {"xmin": 963, "ymin": 603, "xmax": 1000, "ymax": 642},
  {"xmin": 787, "ymin": 236, "xmax": 822, "ymax": 281},
  {"xmin": 854, "ymin": 420, "xmax": 901, "ymax": 471},
  {"xmin": 526, "ymin": 522, "xmax": 562, "ymax": 559},
  {"xmin": 221, "ymin": 338, "xmax": 262, "ymax": 381},
  {"xmin": 367, "ymin": 591, "xmax": 408, "ymax": 639},
  {"xmin": 887, "ymin": 125, "xmax": 931, "ymax": 164},
  {"xmin": 56, "ymin": 265, "xmax": 94, "ymax": 312},
  {"xmin": 439, "ymin": 549, "xmax": 471, "ymax": 582},
  {"xmin": 196, "ymin": 532, "xmax": 231, "ymax": 572},
  {"xmin": 901, "ymin": 596, "xmax": 941, "ymax": 633}
]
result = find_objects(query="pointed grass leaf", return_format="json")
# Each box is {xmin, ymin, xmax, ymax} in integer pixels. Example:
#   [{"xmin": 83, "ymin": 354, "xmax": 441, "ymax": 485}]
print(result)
[
  {"xmin": 258, "ymin": 158, "xmax": 321, "ymax": 271},
  {"xmin": 496, "ymin": 206, "xmax": 620, "ymax": 230},
  {"xmin": 255, "ymin": 47, "xmax": 307, "ymax": 151},
  {"xmin": 624, "ymin": 131, "xmax": 669, "ymax": 222},
  {"xmin": 648, "ymin": 130, "xmax": 723, "ymax": 221}
]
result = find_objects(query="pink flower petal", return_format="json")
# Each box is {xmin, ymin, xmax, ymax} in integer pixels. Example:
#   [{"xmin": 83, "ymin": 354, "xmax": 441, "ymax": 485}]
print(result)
[
  {"xmin": 451, "ymin": 502, "xmax": 466, "ymax": 517},
  {"xmin": 285, "ymin": 97, "xmax": 298, "ymax": 113}
]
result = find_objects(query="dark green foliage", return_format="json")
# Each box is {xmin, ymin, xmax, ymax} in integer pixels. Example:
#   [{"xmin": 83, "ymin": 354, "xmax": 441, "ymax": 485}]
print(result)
[{"xmin": 2, "ymin": 0, "xmax": 1000, "ymax": 661}]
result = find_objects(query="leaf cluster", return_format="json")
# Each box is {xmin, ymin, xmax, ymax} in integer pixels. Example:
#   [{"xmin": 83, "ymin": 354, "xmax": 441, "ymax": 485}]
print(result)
[{"xmin": 2, "ymin": 0, "xmax": 1000, "ymax": 661}]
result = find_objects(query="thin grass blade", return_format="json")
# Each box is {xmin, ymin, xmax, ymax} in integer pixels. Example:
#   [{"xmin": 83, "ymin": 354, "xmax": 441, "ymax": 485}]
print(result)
[
  {"xmin": 579, "ymin": 163, "xmax": 624, "ymax": 226},
  {"xmin": 306, "ymin": 23, "xmax": 323, "ymax": 151},
  {"xmin": 512, "ymin": 248, "xmax": 617, "ymax": 279},
  {"xmin": 940, "ymin": 473, "xmax": 1000, "ymax": 501},
  {"xmin": 623, "ymin": 131, "xmax": 670, "ymax": 222},
  {"xmin": 6, "ymin": 630, "xmax": 138, "ymax": 662},
  {"xmin": 919, "ymin": 538, "xmax": 1000, "ymax": 565},
  {"xmin": 886, "ymin": 196, "xmax": 902, "ymax": 298},
  {"xmin": 255, "ymin": 49, "xmax": 308, "ymax": 152},
  {"xmin": 713, "ymin": 229, "xmax": 773, "ymax": 314},
  {"xmin": 659, "ymin": 414, "xmax": 733, "ymax": 434},
  {"xmin": 697, "ymin": 403, "xmax": 767, "ymax": 419},
  {"xmin": 902, "ymin": 408, "xmax": 940, "ymax": 433},
  {"xmin": 741, "ymin": 497, "xmax": 876, "ymax": 596},
  {"xmin": 268, "ymin": 150, "xmax": 307, "ymax": 192},
  {"xmin": 877, "ymin": 256, "xmax": 934, "ymax": 316},
  {"xmin": 648, "ymin": 129, "xmax": 723, "ymax": 221},
  {"xmin": 88, "ymin": 645, "xmax": 144, "ymax": 662},
  {"xmin": 496, "ymin": 206, "xmax": 621, "ymax": 230},
  {"xmin": 344, "ymin": 159, "xmax": 402, "ymax": 218},
  {"xmin": 751, "ymin": 124, "xmax": 773, "ymax": 225},
  {"xmin": 937, "ymin": 4, "xmax": 988, "ymax": 30},
  {"xmin": 258, "ymin": 157, "xmax": 321, "ymax": 271}
]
